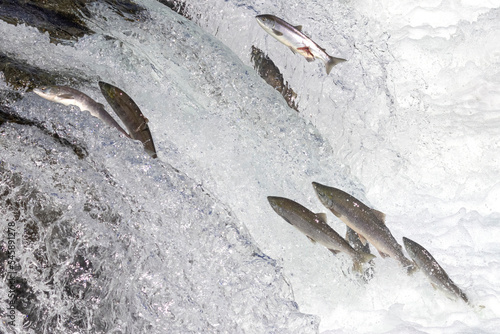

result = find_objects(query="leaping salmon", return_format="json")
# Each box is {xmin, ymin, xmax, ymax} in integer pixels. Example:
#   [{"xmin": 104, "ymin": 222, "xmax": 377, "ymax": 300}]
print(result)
[
  {"xmin": 312, "ymin": 182, "xmax": 416, "ymax": 274},
  {"xmin": 33, "ymin": 86, "xmax": 130, "ymax": 138},
  {"xmin": 268, "ymin": 196, "xmax": 375, "ymax": 273},
  {"xmin": 98, "ymin": 82, "xmax": 157, "ymax": 158},
  {"xmin": 256, "ymin": 14, "xmax": 346, "ymax": 74},
  {"xmin": 403, "ymin": 237, "xmax": 469, "ymax": 304}
]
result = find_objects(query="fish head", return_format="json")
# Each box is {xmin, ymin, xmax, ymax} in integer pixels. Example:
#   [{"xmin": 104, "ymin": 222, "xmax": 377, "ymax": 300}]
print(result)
[
  {"xmin": 267, "ymin": 196, "xmax": 298, "ymax": 226},
  {"xmin": 33, "ymin": 86, "xmax": 73, "ymax": 104},
  {"xmin": 268, "ymin": 195, "xmax": 307, "ymax": 217},
  {"xmin": 33, "ymin": 86, "xmax": 55, "ymax": 100},
  {"xmin": 255, "ymin": 14, "xmax": 277, "ymax": 33},
  {"xmin": 99, "ymin": 81, "xmax": 118, "ymax": 99},
  {"xmin": 312, "ymin": 182, "xmax": 354, "ymax": 219},
  {"xmin": 402, "ymin": 237, "xmax": 418, "ymax": 259},
  {"xmin": 267, "ymin": 196, "xmax": 289, "ymax": 215},
  {"xmin": 312, "ymin": 182, "xmax": 337, "ymax": 208}
]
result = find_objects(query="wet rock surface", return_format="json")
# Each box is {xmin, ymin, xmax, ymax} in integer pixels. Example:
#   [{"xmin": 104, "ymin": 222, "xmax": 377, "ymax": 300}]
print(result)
[
  {"xmin": 0, "ymin": 51, "xmax": 89, "ymax": 91},
  {"xmin": 0, "ymin": 105, "xmax": 88, "ymax": 159},
  {"xmin": 158, "ymin": 0, "xmax": 192, "ymax": 20}
]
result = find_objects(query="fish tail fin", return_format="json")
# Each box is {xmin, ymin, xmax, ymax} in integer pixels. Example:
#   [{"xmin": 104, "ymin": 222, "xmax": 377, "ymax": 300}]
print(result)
[
  {"xmin": 353, "ymin": 252, "xmax": 376, "ymax": 273},
  {"xmin": 459, "ymin": 290, "xmax": 469, "ymax": 304},
  {"xmin": 360, "ymin": 252, "xmax": 376, "ymax": 264},
  {"xmin": 352, "ymin": 260, "xmax": 363, "ymax": 273},
  {"xmin": 406, "ymin": 262, "xmax": 418, "ymax": 275},
  {"xmin": 325, "ymin": 56, "xmax": 346, "ymax": 74}
]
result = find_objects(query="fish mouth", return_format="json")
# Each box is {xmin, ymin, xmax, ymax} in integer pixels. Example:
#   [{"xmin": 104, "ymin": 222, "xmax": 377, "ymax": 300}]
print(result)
[
  {"xmin": 267, "ymin": 196, "xmax": 277, "ymax": 203},
  {"xmin": 402, "ymin": 237, "xmax": 416, "ymax": 257},
  {"xmin": 267, "ymin": 196, "xmax": 285, "ymax": 215},
  {"xmin": 267, "ymin": 196, "xmax": 282, "ymax": 208},
  {"xmin": 98, "ymin": 81, "xmax": 108, "ymax": 90},
  {"xmin": 311, "ymin": 182, "xmax": 325, "ymax": 196}
]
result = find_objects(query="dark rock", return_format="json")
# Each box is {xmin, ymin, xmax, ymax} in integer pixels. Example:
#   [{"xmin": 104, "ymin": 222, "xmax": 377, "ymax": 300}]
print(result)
[
  {"xmin": 158, "ymin": 0, "xmax": 192, "ymax": 20},
  {"xmin": 0, "ymin": 106, "xmax": 89, "ymax": 159}
]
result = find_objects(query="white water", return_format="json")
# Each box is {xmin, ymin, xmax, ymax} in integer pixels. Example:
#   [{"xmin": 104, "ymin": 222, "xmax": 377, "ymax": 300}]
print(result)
[{"xmin": 0, "ymin": 0, "xmax": 499, "ymax": 333}]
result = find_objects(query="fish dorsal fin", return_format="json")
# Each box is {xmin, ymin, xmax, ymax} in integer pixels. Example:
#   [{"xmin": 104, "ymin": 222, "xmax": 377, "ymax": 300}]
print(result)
[
  {"xmin": 97, "ymin": 102, "xmax": 107, "ymax": 109},
  {"xmin": 294, "ymin": 25, "xmax": 303, "ymax": 32},
  {"xmin": 371, "ymin": 209, "xmax": 386, "ymax": 223},
  {"xmin": 316, "ymin": 213, "xmax": 327, "ymax": 222},
  {"xmin": 272, "ymin": 29, "xmax": 283, "ymax": 36},
  {"xmin": 306, "ymin": 236, "xmax": 316, "ymax": 244}
]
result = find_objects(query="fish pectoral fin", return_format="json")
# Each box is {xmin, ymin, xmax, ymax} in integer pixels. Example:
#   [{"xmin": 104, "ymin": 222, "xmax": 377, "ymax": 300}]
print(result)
[
  {"xmin": 59, "ymin": 93, "xmax": 75, "ymax": 100},
  {"xmin": 430, "ymin": 282, "xmax": 438, "ymax": 290},
  {"xmin": 135, "ymin": 121, "xmax": 149, "ymax": 132},
  {"xmin": 294, "ymin": 25, "xmax": 303, "ymax": 32},
  {"xmin": 289, "ymin": 46, "xmax": 297, "ymax": 54},
  {"xmin": 306, "ymin": 236, "xmax": 317, "ymax": 244},
  {"xmin": 329, "ymin": 249, "xmax": 341, "ymax": 255},
  {"xmin": 305, "ymin": 57, "xmax": 315, "ymax": 63},
  {"xmin": 316, "ymin": 213, "xmax": 328, "ymax": 222},
  {"xmin": 372, "ymin": 209, "xmax": 386, "ymax": 222},
  {"xmin": 272, "ymin": 29, "xmax": 283, "ymax": 36}
]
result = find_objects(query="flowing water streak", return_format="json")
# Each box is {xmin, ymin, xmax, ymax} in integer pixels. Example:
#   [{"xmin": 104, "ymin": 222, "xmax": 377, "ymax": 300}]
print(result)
[{"xmin": 0, "ymin": 0, "xmax": 499, "ymax": 333}]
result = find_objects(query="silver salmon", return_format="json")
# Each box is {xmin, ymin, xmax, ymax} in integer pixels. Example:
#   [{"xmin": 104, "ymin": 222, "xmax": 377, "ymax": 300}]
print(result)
[{"xmin": 256, "ymin": 14, "xmax": 346, "ymax": 74}]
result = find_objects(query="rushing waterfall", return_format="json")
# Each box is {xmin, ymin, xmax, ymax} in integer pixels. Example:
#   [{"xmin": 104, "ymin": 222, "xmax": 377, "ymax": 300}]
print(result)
[{"xmin": 0, "ymin": 0, "xmax": 499, "ymax": 333}]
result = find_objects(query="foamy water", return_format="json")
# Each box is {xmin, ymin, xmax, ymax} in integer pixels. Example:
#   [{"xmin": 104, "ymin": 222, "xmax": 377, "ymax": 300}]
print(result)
[{"xmin": 0, "ymin": 0, "xmax": 499, "ymax": 333}]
